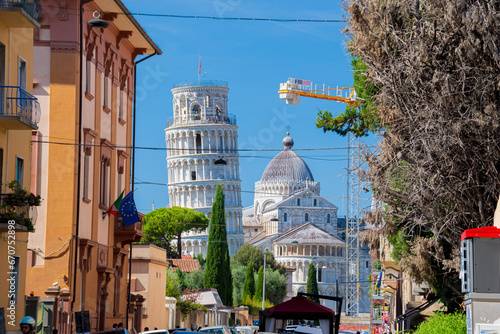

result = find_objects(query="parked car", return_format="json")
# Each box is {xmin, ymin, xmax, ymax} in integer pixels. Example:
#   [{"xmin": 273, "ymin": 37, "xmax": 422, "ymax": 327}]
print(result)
[
  {"xmin": 236, "ymin": 326, "xmax": 255, "ymax": 334},
  {"xmin": 168, "ymin": 329, "xmax": 191, "ymax": 334},
  {"xmin": 140, "ymin": 330, "xmax": 170, "ymax": 334},
  {"xmin": 199, "ymin": 326, "xmax": 232, "ymax": 334},
  {"xmin": 93, "ymin": 330, "xmax": 130, "ymax": 334}
]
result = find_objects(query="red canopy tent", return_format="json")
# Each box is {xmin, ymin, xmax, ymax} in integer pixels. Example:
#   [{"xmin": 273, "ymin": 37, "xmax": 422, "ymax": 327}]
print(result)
[{"xmin": 259, "ymin": 296, "xmax": 337, "ymax": 334}]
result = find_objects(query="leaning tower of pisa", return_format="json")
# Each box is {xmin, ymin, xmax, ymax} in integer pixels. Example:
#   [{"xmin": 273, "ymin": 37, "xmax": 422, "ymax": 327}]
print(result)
[{"xmin": 165, "ymin": 80, "xmax": 244, "ymax": 257}]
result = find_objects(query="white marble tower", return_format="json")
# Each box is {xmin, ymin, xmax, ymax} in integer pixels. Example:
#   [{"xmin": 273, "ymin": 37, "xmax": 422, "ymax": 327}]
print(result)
[{"xmin": 165, "ymin": 80, "xmax": 244, "ymax": 256}]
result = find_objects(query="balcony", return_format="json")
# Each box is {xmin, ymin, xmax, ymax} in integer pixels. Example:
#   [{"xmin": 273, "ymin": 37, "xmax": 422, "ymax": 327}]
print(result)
[
  {"xmin": 0, "ymin": 86, "xmax": 41, "ymax": 130},
  {"xmin": 173, "ymin": 80, "xmax": 228, "ymax": 88},
  {"xmin": 0, "ymin": 0, "xmax": 40, "ymax": 28},
  {"xmin": 114, "ymin": 215, "xmax": 145, "ymax": 246},
  {"xmin": 166, "ymin": 113, "xmax": 237, "ymax": 129}
]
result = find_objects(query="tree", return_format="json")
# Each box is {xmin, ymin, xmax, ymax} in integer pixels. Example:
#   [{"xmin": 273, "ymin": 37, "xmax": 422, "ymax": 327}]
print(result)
[
  {"xmin": 265, "ymin": 268, "xmax": 287, "ymax": 305},
  {"xmin": 233, "ymin": 244, "xmax": 264, "ymax": 272},
  {"xmin": 255, "ymin": 266, "xmax": 264, "ymax": 302},
  {"xmin": 142, "ymin": 207, "xmax": 209, "ymax": 258},
  {"xmin": 231, "ymin": 260, "xmax": 248, "ymax": 306},
  {"xmin": 184, "ymin": 268, "xmax": 205, "ymax": 290},
  {"xmin": 204, "ymin": 184, "xmax": 233, "ymax": 306},
  {"xmin": 326, "ymin": 0, "xmax": 500, "ymax": 306},
  {"xmin": 306, "ymin": 263, "xmax": 320, "ymax": 303},
  {"xmin": 242, "ymin": 262, "xmax": 256, "ymax": 301},
  {"xmin": 165, "ymin": 268, "xmax": 181, "ymax": 298}
]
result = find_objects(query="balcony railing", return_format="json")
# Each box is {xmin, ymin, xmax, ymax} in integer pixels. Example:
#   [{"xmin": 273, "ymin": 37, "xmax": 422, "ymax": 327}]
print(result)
[
  {"xmin": 0, "ymin": 86, "xmax": 41, "ymax": 129},
  {"xmin": 173, "ymin": 80, "xmax": 228, "ymax": 88},
  {"xmin": 0, "ymin": 0, "xmax": 38, "ymax": 21},
  {"xmin": 166, "ymin": 113, "xmax": 237, "ymax": 128}
]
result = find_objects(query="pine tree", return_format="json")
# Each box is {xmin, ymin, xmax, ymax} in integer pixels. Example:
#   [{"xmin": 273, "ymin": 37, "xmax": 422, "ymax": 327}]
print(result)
[
  {"xmin": 204, "ymin": 184, "xmax": 233, "ymax": 306},
  {"xmin": 255, "ymin": 266, "xmax": 264, "ymax": 302},
  {"xmin": 306, "ymin": 262, "xmax": 320, "ymax": 303},
  {"xmin": 242, "ymin": 262, "xmax": 256, "ymax": 301}
]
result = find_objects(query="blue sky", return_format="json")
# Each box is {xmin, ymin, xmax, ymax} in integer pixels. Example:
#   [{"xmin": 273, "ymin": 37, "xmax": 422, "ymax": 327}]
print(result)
[{"xmin": 123, "ymin": 0, "xmax": 376, "ymax": 216}]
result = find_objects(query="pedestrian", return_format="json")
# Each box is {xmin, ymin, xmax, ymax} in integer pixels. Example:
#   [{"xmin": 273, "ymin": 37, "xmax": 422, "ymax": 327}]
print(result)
[
  {"xmin": 53, "ymin": 329, "xmax": 58, "ymax": 334},
  {"xmin": 118, "ymin": 323, "xmax": 123, "ymax": 329},
  {"xmin": 144, "ymin": 327, "xmax": 149, "ymax": 332},
  {"xmin": 20, "ymin": 316, "xmax": 36, "ymax": 334}
]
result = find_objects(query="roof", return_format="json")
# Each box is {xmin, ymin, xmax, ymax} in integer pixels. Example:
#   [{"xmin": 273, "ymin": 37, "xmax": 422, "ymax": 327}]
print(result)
[
  {"xmin": 261, "ymin": 134, "xmax": 314, "ymax": 183},
  {"xmin": 261, "ymin": 296, "xmax": 334, "ymax": 318},
  {"xmin": 273, "ymin": 223, "xmax": 345, "ymax": 245},
  {"xmin": 94, "ymin": 0, "xmax": 162, "ymax": 55},
  {"xmin": 167, "ymin": 257, "xmax": 200, "ymax": 272},
  {"xmin": 182, "ymin": 288, "xmax": 225, "ymax": 307}
]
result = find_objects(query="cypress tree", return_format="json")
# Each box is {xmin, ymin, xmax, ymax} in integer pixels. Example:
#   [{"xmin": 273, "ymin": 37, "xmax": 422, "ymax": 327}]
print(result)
[
  {"xmin": 306, "ymin": 262, "xmax": 320, "ymax": 303},
  {"xmin": 204, "ymin": 184, "xmax": 233, "ymax": 306},
  {"xmin": 255, "ymin": 266, "xmax": 264, "ymax": 302},
  {"xmin": 242, "ymin": 262, "xmax": 256, "ymax": 301}
]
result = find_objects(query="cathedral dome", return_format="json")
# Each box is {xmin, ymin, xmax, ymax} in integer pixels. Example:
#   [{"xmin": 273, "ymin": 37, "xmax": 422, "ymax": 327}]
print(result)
[{"xmin": 261, "ymin": 133, "xmax": 314, "ymax": 183}]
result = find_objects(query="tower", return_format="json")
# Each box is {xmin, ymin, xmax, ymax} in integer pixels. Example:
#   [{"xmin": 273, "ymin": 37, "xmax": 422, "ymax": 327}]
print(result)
[{"xmin": 165, "ymin": 80, "xmax": 244, "ymax": 256}]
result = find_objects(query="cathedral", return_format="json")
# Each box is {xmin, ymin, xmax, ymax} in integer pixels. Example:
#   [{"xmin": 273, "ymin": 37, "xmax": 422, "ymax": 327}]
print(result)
[
  {"xmin": 243, "ymin": 133, "xmax": 371, "ymax": 313},
  {"xmin": 165, "ymin": 81, "xmax": 245, "ymax": 256}
]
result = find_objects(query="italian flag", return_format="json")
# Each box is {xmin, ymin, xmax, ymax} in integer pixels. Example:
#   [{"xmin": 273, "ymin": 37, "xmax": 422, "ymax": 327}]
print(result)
[{"xmin": 107, "ymin": 190, "xmax": 124, "ymax": 217}]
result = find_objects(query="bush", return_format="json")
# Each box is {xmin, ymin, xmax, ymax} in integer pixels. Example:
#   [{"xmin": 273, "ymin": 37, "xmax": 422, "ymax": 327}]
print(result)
[
  {"xmin": 240, "ymin": 295, "xmax": 273, "ymax": 316},
  {"xmin": 413, "ymin": 311, "xmax": 466, "ymax": 334}
]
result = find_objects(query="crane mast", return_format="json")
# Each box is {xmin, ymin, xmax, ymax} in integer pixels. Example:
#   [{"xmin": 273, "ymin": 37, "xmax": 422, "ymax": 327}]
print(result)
[{"xmin": 279, "ymin": 77, "xmax": 362, "ymax": 317}]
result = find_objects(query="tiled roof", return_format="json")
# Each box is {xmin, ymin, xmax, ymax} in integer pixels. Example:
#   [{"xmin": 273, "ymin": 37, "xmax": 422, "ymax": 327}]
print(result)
[
  {"xmin": 274, "ymin": 223, "xmax": 345, "ymax": 245},
  {"xmin": 167, "ymin": 258, "xmax": 200, "ymax": 272}
]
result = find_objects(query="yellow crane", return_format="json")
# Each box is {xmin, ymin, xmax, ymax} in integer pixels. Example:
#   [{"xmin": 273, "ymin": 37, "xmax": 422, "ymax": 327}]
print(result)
[{"xmin": 278, "ymin": 77, "xmax": 360, "ymax": 107}]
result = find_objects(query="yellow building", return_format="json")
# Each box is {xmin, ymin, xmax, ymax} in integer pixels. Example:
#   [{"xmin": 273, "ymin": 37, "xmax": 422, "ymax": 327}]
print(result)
[
  {"xmin": 25, "ymin": 1, "xmax": 161, "ymax": 334},
  {"xmin": 131, "ymin": 244, "xmax": 173, "ymax": 331},
  {"xmin": 0, "ymin": 2, "xmax": 40, "ymax": 333}
]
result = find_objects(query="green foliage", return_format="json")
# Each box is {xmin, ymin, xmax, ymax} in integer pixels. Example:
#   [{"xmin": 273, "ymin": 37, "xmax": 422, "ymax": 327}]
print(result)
[
  {"xmin": 306, "ymin": 263, "xmax": 320, "ymax": 303},
  {"xmin": 233, "ymin": 245, "xmax": 285, "ymax": 275},
  {"xmin": 1, "ymin": 180, "xmax": 41, "ymax": 230},
  {"xmin": 165, "ymin": 269, "xmax": 181, "ymax": 298},
  {"xmin": 242, "ymin": 262, "xmax": 256, "ymax": 301},
  {"xmin": 184, "ymin": 269, "xmax": 205, "ymax": 290},
  {"xmin": 142, "ymin": 207, "xmax": 209, "ymax": 258},
  {"xmin": 240, "ymin": 295, "xmax": 273, "ymax": 316},
  {"xmin": 204, "ymin": 184, "xmax": 233, "ymax": 306},
  {"xmin": 175, "ymin": 268, "xmax": 187, "ymax": 291},
  {"xmin": 316, "ymin": 57, "xmax": 380, "ymax": 137},
  {"xmin": 231, "ymin": 260, "xmax": 247, "ymax": 306},
  {"xmin": 412, "ymin": 312, "xmax": 466, "ymax": 334},
  {"xmin": 255, "ymin": 266, "xmax": 264, "ymax": 302},
  {"xmin": 387, "ymin": 230, "xmax": 412, "ymax": 265},
  {"xmin": 195, "ymin": 253, "xmax": 206, "ymax": 267},
  {"xmin": 176, "ymin": 299, "xmax": 207, "ymax": 318},
  {"xmin": 264, "ymin": 268, "xmax": 287, "ymax": 305}
]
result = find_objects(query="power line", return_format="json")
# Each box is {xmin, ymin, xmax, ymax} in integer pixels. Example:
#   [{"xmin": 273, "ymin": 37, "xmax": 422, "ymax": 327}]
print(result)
[
  {"xmin": 104, "ymin": 11, "xmax": 346, "ymax": 23},
  {"xmin": 32, "ymin": 140, "xmax": 375, "ymax": 152}
]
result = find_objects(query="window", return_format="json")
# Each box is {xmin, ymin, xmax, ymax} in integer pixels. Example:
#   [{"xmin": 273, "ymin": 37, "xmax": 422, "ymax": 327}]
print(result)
[
  {"xmin": 327, "ymin": 214, "xmax": 331, "ymax": 224},
  {"xmin": 16, "ymin": 157, "xmax": 24, "ymax": 188},
  {"xmin": 305, "ymin": 213, "xmax": 309, "ymax": 222},
  {"xmin": 85, "ymin": 60, "xmax": 91, "ymax": 93},
  {"xmin": 103, "ymin": 76, "xmax": 109, "ymax": 107},
  {"xmin": 119, "ymin": 90, "xmax": 124, "ymax": 120},
  {"xmin": 317, "ymin": 267, "xmax": 322, "ymax": 282},
  {"xmin": 196, "ymin": 134, "xmax": 202, "ymax": 154},
  {"xmin": 192, "ymin": 104, "xmax": 201, "ymax": 120},
  {"xmin": 284, "ymin": 213, "xmax": 287, "ymax": 222},
  {"xmin": 18, "ymin": 57, "xmax": 26, "ymax": 90},
  {"xmin": 83, "ymin": 155, "xmax": 90, "ymax": 199},
  {"xmin": 297, "ymin": 198, "xmax": 300, "ymax": 206},
  {"xmin": 99, "ymin": 157, "xmax": 110, "ymax": 206},
  {"xmin": 191, "ymin": 171, "xmax": 196, "ymax": 180},
  {"xmin": 314, "ymin": 199, "xmax": 317, "ymax": 206}
]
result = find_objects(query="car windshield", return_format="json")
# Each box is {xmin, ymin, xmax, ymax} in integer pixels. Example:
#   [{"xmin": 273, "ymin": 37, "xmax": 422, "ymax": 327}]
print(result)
[{"xmin": 200, "ymin": 329, "xmax": 225, "ymax": 334}]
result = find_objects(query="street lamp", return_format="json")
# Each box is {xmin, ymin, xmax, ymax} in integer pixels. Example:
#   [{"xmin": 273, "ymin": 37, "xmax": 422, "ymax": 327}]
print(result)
[{"xmin": 88, "ymin": 11, "xmax": 109, "ymax": 28}]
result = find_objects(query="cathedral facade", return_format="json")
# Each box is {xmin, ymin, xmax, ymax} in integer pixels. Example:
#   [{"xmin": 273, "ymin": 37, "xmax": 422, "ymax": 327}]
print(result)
[
  {"xmin": 243, "ymin": 133, "xmax": 371, "ymax": 313},
  {"xmin": 165, "ymin": 81, "xmax": 244, "ymax": 256}
]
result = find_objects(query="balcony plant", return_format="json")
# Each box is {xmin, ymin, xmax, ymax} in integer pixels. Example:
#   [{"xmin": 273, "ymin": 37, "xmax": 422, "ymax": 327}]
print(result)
[{"xmin": 1, "ymin": 181, "xmax": 41, "ymax": 230}]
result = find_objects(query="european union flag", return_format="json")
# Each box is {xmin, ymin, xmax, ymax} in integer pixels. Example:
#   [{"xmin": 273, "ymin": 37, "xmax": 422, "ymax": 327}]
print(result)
[{"xmin": 119, "ymin": 191, "xmax": 140, "ymax": 227}]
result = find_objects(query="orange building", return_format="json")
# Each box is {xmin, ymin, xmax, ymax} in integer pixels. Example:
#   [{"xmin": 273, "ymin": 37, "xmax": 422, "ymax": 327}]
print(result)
[
  {"xmin": 0, "ymin": 2, "xmax": 40, "ymax": 334},
  {"xmin": 26, "ymin": 1, "xmax": 161, "ymax": 334}
]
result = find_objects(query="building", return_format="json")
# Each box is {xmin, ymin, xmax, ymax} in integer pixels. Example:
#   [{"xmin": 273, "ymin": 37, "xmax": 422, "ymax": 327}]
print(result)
[
  {"xmin": 130, "ymin": 244, "xmax": 172, "ymax": 331},
  {"xmin": 26, "ymin": 1, "xmax": 161, "ymax": 333},
  {"xmin": 244, "ymin": 133, "xmax": 371, "ymax": 313},
  {"xmin": 165, "ymin": 81, "xmax": 244, "ymax": 256},
  {"xmin": 0, "ymin": 2, "xmax": 40, "ymax": 333}
]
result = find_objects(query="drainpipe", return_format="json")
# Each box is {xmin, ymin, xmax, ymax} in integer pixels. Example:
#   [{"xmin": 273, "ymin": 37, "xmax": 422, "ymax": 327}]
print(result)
[
  {"xmin": 125, "ymin": 51, "xmax": 157, "ymax": 329},
  {"xmin": 70, "ymin": 2, "xmax": 93, "ymax": 333}
]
